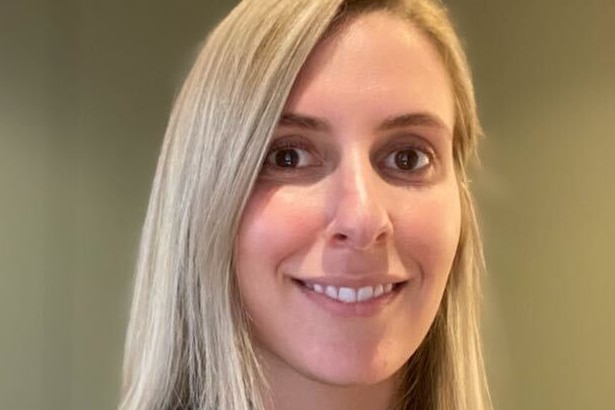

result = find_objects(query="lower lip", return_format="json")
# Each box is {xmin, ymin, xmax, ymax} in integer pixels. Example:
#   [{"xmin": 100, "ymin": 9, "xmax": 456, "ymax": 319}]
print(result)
[{"xmin": 295, "ymin": 281, "xmax": 405, "ymax": 318}]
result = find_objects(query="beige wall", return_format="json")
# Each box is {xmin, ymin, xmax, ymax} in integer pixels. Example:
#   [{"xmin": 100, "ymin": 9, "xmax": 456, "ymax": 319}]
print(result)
[{"xmin": 1, "ymin": 1, "xmax": 613, "ymax": 409}]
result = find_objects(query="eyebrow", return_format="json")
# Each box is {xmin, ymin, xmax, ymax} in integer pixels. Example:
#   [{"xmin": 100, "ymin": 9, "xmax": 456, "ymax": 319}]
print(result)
[
  {"xmin": 377, "ymin": 112, "xmax": 451, "ymax": 135},
  {"xmin": 278, "ymin": 112, "xmax": 330, "ymax": 131},
  {"xmin": 278, "ymin": 112, "xmax": 451, "ymax": 135}
]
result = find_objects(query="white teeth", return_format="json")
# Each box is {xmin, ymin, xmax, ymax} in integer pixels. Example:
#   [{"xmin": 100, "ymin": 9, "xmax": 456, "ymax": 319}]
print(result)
[
  {"xmin": 338, "ymin": 287, "xmax": 356, "ymax": 303},
  {"xmin": 303, "ymin": 282, "xmax": 398, "ymax": 303},
  {"xmin": 357, "ymin": 286, "xmax": 374, "ymax": 302}
]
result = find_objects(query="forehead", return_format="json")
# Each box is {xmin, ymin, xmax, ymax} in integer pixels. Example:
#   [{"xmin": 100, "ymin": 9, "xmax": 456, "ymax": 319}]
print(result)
[{"xmin": 284, "ymin": 11, "xmax": 454, "ymax": 133}]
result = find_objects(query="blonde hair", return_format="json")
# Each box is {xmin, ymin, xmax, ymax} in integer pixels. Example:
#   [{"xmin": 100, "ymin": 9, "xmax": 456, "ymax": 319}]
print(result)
[{"xmin": 119, "ymin": 1, "xmax": 491, "ymax": 409}]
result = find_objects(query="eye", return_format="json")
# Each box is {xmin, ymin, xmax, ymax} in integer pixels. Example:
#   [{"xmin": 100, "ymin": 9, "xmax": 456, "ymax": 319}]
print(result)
[
  {"xmin": 382, "ymin": 147, "xmax": 431, "ymax": 172},
  {"xmin": 263, "ymin": 143, "xmax": 317, "ymax": 169}
]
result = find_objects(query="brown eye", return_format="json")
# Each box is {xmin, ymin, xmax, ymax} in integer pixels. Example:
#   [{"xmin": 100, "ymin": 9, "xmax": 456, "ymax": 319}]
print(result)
[
  {"xmin": 275, "ymin": 149, "xmax": 300, "ymax": 167},
  {"xmin": 395, "ymin": 150, "xmax": 419, "ymax": 170},
  {"xmin": 264, "ymin": 145, "xmax": 316, "ymax": 169},
  {"xmin": 383, "ymin": 148, "xmax": 430, "ymax": 172}
]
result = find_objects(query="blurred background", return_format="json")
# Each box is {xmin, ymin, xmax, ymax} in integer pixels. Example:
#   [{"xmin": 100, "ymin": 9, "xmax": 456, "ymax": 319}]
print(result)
[{"xmin": 1, "ymin": 0, "xmax": 613, "ymax": 409}]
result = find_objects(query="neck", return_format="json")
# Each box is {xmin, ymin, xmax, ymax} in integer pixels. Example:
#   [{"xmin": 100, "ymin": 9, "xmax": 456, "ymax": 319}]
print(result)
[{"xmin": 259, "ymin": 350, "xmax": 401, "ymax": 410}]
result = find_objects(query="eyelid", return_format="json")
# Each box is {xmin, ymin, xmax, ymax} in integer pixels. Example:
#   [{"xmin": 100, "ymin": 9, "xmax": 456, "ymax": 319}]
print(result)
[
  {"xmin": 385, "ymin": 132, "xmax": 435, "ymax": 152},
  {"xmin": 268, "ymin": 136, "xmax": 313, "ymax": 152}
]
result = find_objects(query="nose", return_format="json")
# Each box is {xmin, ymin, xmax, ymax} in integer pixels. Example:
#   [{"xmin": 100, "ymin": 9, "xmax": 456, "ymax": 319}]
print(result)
[{"xmin": 325, "ymin": 151, "xmax": 393, "ymax": 250}]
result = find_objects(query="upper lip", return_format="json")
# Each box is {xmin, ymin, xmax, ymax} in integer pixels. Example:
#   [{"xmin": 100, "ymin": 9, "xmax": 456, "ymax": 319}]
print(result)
[{"xmin": 291, "ymin": 276, "xmax": 408, "ymax": 288}]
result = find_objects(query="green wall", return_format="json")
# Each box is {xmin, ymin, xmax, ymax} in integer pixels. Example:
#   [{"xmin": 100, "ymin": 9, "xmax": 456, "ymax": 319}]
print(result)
[
  {"xmin": 449, "ymin": 1, "xmax": 615, "ymax": 409},
  {"xmin": 1, "ymin": 1, "xmax": 613, "ymax": 409},
  {"xmin": 0, "ymin": 1, "xmax": 238, "ymax": 409}
]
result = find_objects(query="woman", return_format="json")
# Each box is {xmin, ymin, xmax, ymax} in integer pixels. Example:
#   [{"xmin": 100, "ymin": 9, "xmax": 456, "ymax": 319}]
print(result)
[{"xmin": 120, "ymin": 0, "xmax": 491, "ymax": 409}]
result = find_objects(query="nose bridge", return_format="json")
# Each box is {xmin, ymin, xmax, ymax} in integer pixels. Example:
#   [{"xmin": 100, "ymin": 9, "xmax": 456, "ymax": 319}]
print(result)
[
  {"xmin": 327, "ymin": 147, "xmax": 392, "ymax": 249},
  {"xmin": 341, "ymin": 149, "xmax": 374, "ymax": 211}
]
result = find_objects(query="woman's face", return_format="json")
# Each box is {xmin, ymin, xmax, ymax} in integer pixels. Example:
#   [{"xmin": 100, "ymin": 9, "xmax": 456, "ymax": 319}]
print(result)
[{"xmin": 236, "ymin": 11, "xmax": 460, "ymax": 387}]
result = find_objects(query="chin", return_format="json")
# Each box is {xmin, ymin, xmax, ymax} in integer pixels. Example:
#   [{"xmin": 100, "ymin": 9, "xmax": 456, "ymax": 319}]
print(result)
[
  {"xmin": 311, "ymin": 370, "xmax": 399, "ymax": 388},
  {"xmin": 299, "ymin": 352, "xmax": 406, "ymax": 387}
]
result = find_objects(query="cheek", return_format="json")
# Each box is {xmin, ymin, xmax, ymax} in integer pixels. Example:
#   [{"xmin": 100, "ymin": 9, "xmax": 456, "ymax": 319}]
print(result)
[
  {"xmin": 394, "ymin": 182, "xmax": 461, "ymax": 288},
  {"xmin": 236, "ymin": 185, "xmax": 324, "ymax": 280}
]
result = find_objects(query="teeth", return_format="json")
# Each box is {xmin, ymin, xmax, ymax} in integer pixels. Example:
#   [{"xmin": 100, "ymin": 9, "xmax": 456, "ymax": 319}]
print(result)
[
  {"xmin": 303, "ymin": 282, "xmax": 397, "ymax": 303},
  {"xmin": 357, "ymin": 286, "xmax": 374, "ymax": 302},
  {"xmin": 338, "ymin": 287, "xmax": 356, "ymax": 303}
]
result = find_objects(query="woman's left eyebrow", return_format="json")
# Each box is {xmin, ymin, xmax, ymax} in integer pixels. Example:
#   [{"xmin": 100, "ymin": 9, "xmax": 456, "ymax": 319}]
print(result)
[{"xmin": 377, "ymin": 112, "xmax": 452, "ymax": 136}]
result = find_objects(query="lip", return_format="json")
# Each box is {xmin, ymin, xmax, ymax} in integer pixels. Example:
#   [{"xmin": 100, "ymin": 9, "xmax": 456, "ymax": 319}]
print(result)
[
  {"xmin": 292, "ymin": 275, "xmax": 408, "ymax": 288},
  {"xmin": 292, "ymin": 277, "xmax": 408, "ymax": 318}
]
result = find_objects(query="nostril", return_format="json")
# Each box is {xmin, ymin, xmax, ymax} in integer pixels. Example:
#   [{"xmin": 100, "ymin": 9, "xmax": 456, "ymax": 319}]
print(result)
[
  {"xmin": 330, "ymin": 228, "xmax": 390, "ymax": 249},
  {"xmin": 333, "ymin": 233, "xmax": 348, "ymax": 242}
]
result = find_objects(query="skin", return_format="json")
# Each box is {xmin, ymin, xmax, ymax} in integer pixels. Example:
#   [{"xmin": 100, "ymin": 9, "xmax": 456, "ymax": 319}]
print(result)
[{"xmin": 236, "ymin": 11, "xmax": 460, "ymax": 410}]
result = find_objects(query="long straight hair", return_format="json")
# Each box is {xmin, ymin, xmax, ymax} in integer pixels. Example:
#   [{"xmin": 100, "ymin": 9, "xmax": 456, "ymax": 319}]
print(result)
[{"xmin": 119, "ymin": 1, "xmax": 492, "ymax": 409}]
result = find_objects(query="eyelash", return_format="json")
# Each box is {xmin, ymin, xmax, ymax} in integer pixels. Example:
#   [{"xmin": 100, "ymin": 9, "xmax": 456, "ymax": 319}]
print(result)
[{"xmin": 268, "ymin": 140, "xmax": 311, "ymax": 155}]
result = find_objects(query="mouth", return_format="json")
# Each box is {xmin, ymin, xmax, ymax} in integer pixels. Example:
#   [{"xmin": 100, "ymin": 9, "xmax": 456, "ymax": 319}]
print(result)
[{"xmin": 292, "ymin": 278, "xmax": 407, "ymax": 304}]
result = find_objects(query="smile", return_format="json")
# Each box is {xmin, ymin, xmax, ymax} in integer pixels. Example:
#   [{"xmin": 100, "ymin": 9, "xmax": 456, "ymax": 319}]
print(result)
[{"xmin": 294, "ymin": 279, "xmax": 405, "ymax": 304}]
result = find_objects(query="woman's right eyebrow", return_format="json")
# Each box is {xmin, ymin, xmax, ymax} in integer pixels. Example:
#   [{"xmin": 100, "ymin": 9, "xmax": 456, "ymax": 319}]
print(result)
[{"xmin": 278, "ymin": 112, "xmax": 330, "ymax": 131}]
